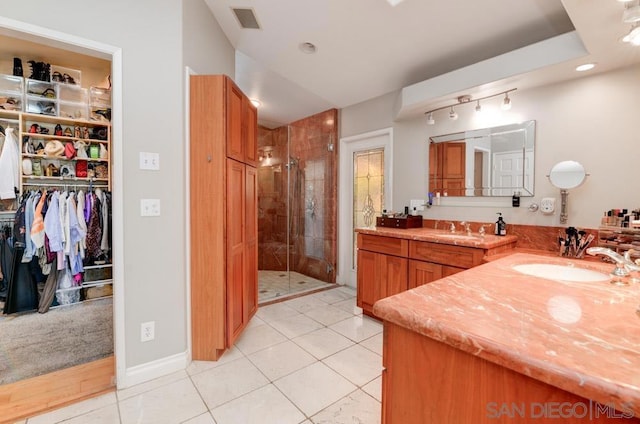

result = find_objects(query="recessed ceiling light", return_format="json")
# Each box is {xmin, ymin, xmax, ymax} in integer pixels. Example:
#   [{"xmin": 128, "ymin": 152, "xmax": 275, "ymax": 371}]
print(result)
[
  {"xmin": 250, "ymin": 98, "xmax": 261, "ymax": 108},
  {"xmin": 575, "ymin": 63, "xmax": 596, "ymax": 72},
  {"xmin": 299, "ymin": 42, "xmax": 317, "ymax": 54}
]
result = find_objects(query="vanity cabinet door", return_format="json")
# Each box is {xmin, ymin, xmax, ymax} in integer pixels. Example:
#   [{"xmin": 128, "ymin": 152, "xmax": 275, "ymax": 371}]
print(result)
[
  {"xmin": 408, "ymin": 260, "xmax": 443, "ymax": 289},
  {"xmin": 357, "ymin": 250, "xmax": 408, "ymax": 316}
]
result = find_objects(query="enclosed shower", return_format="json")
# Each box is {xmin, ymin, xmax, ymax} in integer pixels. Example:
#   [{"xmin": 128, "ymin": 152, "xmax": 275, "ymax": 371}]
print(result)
[{"xmin": 257, "ymin": 109, "xmax": 338, "ymax": 303}]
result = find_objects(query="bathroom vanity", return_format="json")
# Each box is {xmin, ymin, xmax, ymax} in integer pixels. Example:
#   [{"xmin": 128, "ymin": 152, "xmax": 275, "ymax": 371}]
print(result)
[
  {"xmin": 355, "ymin": 227, "xmax": 517, "ymax": 317},
  {"xmin": 374, "ymin": 253, "xmax": 640, "ymax": 423}
]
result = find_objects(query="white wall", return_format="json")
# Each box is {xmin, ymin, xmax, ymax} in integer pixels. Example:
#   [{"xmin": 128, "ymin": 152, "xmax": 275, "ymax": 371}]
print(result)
[
  {"xmin": 0, "ymin": 0, "xmax": 234, "ymax": 376},
  {"xmin": 341, "ymin": 64, "xmax": 640, "ymax": 229},
  {"xmin": 183, "ymin": 0, "xmax": 235, "ymax": 76}
]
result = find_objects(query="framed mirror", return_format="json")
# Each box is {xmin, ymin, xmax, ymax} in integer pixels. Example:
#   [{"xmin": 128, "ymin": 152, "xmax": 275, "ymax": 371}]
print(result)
[{"xmin": 428, "ymin": 120, "xmax": 535, "ymax": 197}]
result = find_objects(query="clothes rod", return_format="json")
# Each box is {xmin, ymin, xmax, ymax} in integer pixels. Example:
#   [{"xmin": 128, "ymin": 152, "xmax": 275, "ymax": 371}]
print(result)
[{"xmin": 22, "ymin": 182, "xmax": 109, "ymax": 188}]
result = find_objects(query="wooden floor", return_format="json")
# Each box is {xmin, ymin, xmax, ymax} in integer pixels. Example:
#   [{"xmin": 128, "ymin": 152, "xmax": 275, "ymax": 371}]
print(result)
[{"xmin": 0, "ymin": 356, "xmax": 115, "ymax": 424}]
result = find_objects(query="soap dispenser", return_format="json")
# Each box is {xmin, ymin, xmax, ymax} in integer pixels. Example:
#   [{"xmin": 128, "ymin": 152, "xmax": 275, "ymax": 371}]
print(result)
[{"xmin": 495, "ymin": 213, "xmax": 507, "ymax": 236}]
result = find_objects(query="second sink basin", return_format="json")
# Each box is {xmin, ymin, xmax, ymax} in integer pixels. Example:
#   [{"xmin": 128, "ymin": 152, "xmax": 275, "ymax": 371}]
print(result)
[{"xmin": 512, "ymin": 263, "xmax": 610, "ymax": 282}]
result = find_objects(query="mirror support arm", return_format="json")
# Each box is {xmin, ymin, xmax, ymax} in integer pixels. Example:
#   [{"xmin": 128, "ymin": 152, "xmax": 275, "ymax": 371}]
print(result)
[{"xmin": 560, "ymin": 189, "xmax": 569, "ymax": 224}]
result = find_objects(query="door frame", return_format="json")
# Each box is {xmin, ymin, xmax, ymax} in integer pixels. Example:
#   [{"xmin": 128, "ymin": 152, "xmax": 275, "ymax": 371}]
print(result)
[
  {"xmin": 337, "ymin": 127, "xmax": 393, "ymax": 288},
  {"xmin": 0, "ymin": 16, "xmax": 125, "ymax": 387}
]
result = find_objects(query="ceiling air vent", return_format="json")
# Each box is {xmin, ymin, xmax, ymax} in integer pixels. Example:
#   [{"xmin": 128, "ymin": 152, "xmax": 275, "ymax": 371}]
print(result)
[{"xmin": 232, "ymin": 8, "xmax": 260, "ymax": 29}]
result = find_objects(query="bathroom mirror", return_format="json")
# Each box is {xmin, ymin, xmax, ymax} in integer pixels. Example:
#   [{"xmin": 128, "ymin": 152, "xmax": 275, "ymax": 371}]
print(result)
[
  {"xmin": 428, "ymin": 120, "xmax": 535, "ymax": 197},
  {"xmin": 548, "ymin": 160, "xmax": 586, "ymax": 189},
  {"xmin": 548, "ymin": 160, "xmax": 587, "ymax": 224}
]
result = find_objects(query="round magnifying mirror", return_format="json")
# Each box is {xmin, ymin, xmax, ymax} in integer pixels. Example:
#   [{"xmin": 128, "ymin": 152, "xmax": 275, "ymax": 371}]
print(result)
[{"xmin": 548, "ymin": 160, "xmax": 586, "ymax": 189}]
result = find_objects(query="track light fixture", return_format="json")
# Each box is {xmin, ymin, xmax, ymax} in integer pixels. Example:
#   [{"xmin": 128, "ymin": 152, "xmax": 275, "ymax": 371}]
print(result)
[
  {"xmin": 501, "ymin": 93, "xmax": 512, "ymax": 110},
  {"xmin": 620, "ymin": 1, "xmax": 640, "ymax": 46},
  {"xmin": 426, "ymin": 112, "xmax": 435, "ymax": 125},
  {"xmin": 423, "ymin": 88, "xmax": 516, "ymax": 125}
]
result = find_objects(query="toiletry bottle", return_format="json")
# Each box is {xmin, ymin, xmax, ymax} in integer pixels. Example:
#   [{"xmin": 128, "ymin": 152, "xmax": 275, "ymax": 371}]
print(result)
[
  {"xmin": 512, "ymin": 191, "xmax": 520, "ymax": 207},
  {"xmin": 495, "ymin": 213, "xmax": 506, "ymax": 236},
  {"xmin": 404, "ymin": 206, "xmax": 410, "ymax": 217}
]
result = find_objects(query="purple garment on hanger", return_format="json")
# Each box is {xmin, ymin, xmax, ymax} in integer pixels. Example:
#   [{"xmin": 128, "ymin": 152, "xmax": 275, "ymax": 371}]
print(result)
[{"xmin": 84, "ymin": 190, "xmax": 92, "ymax": 223}]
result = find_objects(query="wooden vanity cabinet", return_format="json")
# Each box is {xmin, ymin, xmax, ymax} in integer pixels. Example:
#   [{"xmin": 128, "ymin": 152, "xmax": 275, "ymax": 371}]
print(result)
[
  {"xmin": 190, "ymin": 75, "xmax": 258, "ymax": 360},
  {"xmin": 357, "ymin": 232, "xmax": 504, "ymax": 317},
  {"xmin": 357, "ymin": 234, "xmax": 409, "ymax": 314}
]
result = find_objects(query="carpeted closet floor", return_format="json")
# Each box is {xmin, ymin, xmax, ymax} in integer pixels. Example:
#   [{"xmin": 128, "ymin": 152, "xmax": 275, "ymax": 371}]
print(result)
[{"xmin": 0, "ymin": 297, "xmax": 113, "ymax": 385}]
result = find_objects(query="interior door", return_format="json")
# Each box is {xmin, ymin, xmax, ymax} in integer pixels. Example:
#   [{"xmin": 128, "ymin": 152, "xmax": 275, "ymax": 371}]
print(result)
[{"xmin": 339, "ymin": 128, "xmax": 392, "ymax": 288}]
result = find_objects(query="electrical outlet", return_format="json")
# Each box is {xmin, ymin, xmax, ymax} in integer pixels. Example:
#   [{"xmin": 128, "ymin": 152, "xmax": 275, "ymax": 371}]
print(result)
[
  {"xmin": 141, "ymin": 321, "xmax": 155, "ymax": 342},
  {"xmin": 140, "ymin": 199, "xmax": 161, "ymax": 217},
  {"xmin": 540, "ymin": 197, "xmax": 556, "ymax": 214},
  {"xmin": 410, "ymin": 199, "xmax": 425, "ymax": 212}
]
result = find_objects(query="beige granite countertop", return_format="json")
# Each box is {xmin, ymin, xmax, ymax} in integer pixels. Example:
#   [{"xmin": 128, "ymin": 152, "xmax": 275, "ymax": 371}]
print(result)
[
  {"xmin": 356, "ymin": 226, "xmax": 518, "ymax": 249},
  {"xmin": 373, "ymin": 253, "xmax": 640, "ymax": 415}
]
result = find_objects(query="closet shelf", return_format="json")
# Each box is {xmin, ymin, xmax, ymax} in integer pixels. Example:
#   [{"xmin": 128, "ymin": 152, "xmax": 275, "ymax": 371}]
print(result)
[
  {"xmin": 22, "ymin": 112, "xmax": 111, "ymax": 128},
  {"xmin": 22, "ymin": 153, "xmax": 109, "ymax": 162},
  {"xmin": 23, "ymin": 176, "xmax": 109, "ymax": 182},
  {"xmin": 81, "ymin": 279, "xmax": 112, "ymax": 288},
  {"xmin": 21, "ymin": 133, "xmax": 109, "ymax": 144},
  {"xmin": 84, "ymin": 263, "xmax": 113, "ymax": 270}
]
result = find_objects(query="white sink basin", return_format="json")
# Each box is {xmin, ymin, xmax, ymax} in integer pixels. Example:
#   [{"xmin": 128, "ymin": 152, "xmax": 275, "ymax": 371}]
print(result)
[{"xmin": 512, "ymin": 263, "xmax": 610, "ymax": 282}]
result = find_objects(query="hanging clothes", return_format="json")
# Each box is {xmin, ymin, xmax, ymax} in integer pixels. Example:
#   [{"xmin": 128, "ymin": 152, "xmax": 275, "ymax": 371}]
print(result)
[
  {"xmin": 86, "ymin": 193, "xmax": 103, "ymax": 259},
  {"xmin": 0, "ymin": 128, "xmax": 19, "ymax": 200},
  {"xmin": 4, "ymin": 242, "xmax": 38, "ymax": 315}
]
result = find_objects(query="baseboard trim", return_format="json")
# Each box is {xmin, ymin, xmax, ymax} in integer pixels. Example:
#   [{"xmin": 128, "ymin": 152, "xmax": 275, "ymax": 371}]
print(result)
[{"xmin": 122, "ymin": 351, "xmax": 189, "ymax": 388}]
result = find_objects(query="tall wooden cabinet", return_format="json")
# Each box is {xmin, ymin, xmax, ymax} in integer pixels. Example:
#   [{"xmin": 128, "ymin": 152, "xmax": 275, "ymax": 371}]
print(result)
[
  {"xmin": 429, "ymin": 141, "xmax": 466, "ymax": 196},
  {"xmin": 190, "ymin": 75, "xmax": 258, "ymax": 360}
]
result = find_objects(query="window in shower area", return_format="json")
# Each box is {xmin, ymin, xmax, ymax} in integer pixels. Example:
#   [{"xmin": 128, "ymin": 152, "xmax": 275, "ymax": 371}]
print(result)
[{"xmin": 257, "ymin": 110, "xmax": 338, "ymax": 303}]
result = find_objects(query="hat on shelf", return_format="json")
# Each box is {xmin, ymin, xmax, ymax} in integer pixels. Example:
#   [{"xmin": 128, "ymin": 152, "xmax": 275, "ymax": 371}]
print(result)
[{"xmin": 44, "ymin": 139, "xmax": 65, "ymax": 157}]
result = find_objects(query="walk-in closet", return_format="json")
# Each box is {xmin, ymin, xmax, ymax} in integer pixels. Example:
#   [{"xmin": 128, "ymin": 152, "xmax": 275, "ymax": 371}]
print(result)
[{"xmin": 0, "ymin": 31, "xmax": 114, "ymax": 419}]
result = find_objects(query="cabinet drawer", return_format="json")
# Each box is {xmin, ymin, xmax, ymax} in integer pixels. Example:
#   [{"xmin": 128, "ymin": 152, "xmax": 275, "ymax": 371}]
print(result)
[
  {"xmin": 409, "ymin": 240, "xmax": 483, "ymax": 268},
  {"xmin": 358, "ymin": 233, "xmax": 408, "ymax": 257}
]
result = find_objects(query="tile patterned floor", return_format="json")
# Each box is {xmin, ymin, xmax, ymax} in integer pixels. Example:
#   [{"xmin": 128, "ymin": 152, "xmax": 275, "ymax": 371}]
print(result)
[
  {"xmin": 258, "ymin": 271, "xmax": 334, "ymax": 304},
  {"xmin": 21, "ymin": 285, "xmax": 382, "ymax": 424}
]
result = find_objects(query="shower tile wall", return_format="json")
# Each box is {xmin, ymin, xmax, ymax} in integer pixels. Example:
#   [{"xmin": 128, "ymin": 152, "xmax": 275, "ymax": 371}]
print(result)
[{"xmin": 258, "ymin": 109, "xmax": 338, "ymax": 284}]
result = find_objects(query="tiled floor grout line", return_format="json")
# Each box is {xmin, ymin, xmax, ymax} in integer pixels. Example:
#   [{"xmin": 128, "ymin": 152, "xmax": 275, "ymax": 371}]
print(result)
[{"xmin": 27, "ymin": 288, "xmax": 373, "ymax": 424}]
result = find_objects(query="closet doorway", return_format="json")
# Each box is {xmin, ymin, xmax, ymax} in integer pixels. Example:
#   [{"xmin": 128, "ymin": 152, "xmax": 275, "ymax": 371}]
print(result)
[
  {"xmin": 257, "ymin": 109, "xmax": 338, "ymax": 303},
  {"xmin": 0, "ymin": 20, "xmax": 122, "ymax": 422}
]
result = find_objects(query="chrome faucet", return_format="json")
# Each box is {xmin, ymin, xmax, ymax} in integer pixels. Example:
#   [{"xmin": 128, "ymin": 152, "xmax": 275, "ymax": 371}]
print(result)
[
  {"xmin": 460, "ymin": 221, "xmax": 472, "ymax": 236},
  {"xmin": 478, "ymin": 224, "xmax": 487, "ymax": 238},
  {"xmin": 447, "ymin": 221, "xmax": 456, "ymax": 233},
  {"xmin": 586, "ymin": 247, "xmax": 640, "ymax": 277}
]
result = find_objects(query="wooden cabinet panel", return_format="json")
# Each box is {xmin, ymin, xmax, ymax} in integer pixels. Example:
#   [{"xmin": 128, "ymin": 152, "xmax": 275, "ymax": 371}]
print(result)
[
  {"xmin": 442, "ymin": 142, "xmax": 466, "ymax": 179},
  {"xmin": 382, "ymin": 322, "xmax": 624, "ymax": 424},
  {"xmin": 408, "ymin": 260, "xmax": 443, "ymax": 289},
  {"xmin": 442, "ymin": 265, "xmax": 464, "ymax": 278},
  {"xmin": 226, "ymin": 78, "xmax": 244, "ymax": 162},
  {"xmin": 244, "ymin": 166, "xmax": 258, "ymax": 319},
  {"xmin": 190, "ymin": 75, "xmax": 226, "ymax": 359},
  {"xmin": 357, "ymin": 249, "xmax": 408, "ymax": 316},
  {"xmin": 358, "ymin": 233, "xmax": 409, "ymax": 257},
  {"xmin": 244, "ymin": 101, "xmax": 258, "ymax": 167},
  {"xmin": 226, "ymin": 158, "xmax": 246, "ymax": 346},
  {"xmin": 409, "ymin": 240, "xmax": 484, "ymax": 268},
  {"xmin": 429, "ymin": 141, "xmax": 466, "ymax": 195},
  {"xmin": 357, "ymin": 250, "xmax": 378, "ymax": 313}
]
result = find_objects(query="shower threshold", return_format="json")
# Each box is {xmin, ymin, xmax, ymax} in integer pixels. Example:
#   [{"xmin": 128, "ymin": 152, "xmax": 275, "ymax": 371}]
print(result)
[{"xmin": 258, "ymin": 270, "xmax": 333, "ymax": 304}]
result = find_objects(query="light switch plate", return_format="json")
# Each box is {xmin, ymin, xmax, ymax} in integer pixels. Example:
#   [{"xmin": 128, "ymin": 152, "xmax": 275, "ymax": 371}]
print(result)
[
  {"xmin": 139, "ymin": 152, "xmax": 160, "ymax": 170},
  {"xmin": 140, "ymin": 199, "xmax": 161, "ymax": 216},
  {"xmin": 540, "ymin": 197, "xmax": 556, "ymax": 214}
]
